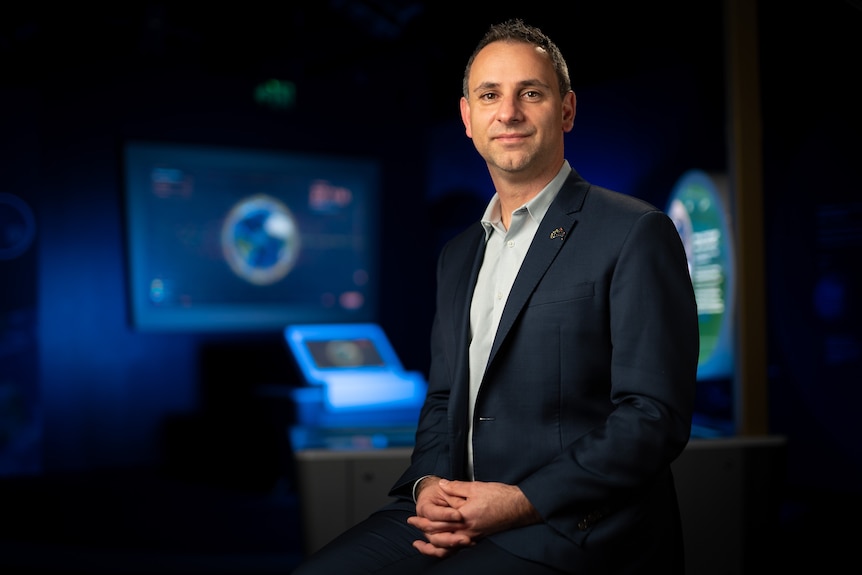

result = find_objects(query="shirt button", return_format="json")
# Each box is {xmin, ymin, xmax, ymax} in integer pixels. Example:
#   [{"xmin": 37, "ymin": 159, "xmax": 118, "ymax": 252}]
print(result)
[{"xmin": 507, "ymin": 240, "xmax": 515, "ymax": 248}]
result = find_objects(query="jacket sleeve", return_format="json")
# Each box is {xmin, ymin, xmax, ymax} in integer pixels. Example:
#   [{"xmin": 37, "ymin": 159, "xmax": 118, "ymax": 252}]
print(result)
[
  {"xmin": 517, "ymin": 209, "xmax": 699, "ymax": 544},
  {"xmin": 388, "ymin": 241, "xmax": 462, "ymax": 497}
]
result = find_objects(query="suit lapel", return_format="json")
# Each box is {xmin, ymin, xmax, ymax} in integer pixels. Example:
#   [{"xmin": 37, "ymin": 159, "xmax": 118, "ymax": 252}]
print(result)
[
  {"xmin": 487, "ymin": 172, "xmax": 588, "ymax": 365},
  {"xmin": 454, "ymin": 227, "xmax": 486, "ymax": 359},
  {"xmin": 445, "ymin": 225, "xmax": 486, "ymax": 478}
]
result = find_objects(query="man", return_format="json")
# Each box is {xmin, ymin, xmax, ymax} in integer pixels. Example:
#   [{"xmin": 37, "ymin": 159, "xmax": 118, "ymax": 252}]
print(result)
[{"xmin": 292, "ymin": 18, "xmax": 698, "ymax": 575}]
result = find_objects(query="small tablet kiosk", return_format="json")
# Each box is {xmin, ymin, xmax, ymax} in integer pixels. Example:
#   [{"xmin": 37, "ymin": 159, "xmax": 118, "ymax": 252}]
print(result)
[{"xmin": 284, "ymin": 323, "xmax": 427, "ymax": 433}]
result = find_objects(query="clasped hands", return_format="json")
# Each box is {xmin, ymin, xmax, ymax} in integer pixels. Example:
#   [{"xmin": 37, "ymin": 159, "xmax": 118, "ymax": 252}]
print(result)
[{"xmin": 406, "ymin": 477, "xmax": 541, "ymax": 558}]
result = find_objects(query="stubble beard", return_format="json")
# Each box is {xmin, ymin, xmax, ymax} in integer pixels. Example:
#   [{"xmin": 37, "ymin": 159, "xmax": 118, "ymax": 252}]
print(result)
[{"xmin": 488, "ymin": 147, "xmax": 536, "ymax": 176}]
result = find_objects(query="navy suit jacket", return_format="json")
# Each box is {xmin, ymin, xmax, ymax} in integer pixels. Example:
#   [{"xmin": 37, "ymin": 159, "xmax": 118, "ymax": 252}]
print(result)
[{"xmin": 389, "ymin": 168, "xmax": 699, "ymax": 573}]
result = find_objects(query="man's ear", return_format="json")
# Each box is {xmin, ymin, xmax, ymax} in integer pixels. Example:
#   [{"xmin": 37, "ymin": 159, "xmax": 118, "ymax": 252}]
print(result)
[
  {"xmin": 460, "ymin": 97, "xmax": 473, "ymax": 138},
  {"xmin": 562, "ymin": 91, "xmax": 576, "ymax": 132}
]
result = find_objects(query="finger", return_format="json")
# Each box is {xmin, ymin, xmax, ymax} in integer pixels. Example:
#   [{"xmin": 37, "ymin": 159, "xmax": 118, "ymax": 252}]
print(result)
[
  {"xmin": 412, "ymin": 540, "xmax": 455, "ymax": 558},
  {"xmin": 426, "ymin": 507, "xmax": 464, "ymax": 522},
  {"xmin": 412, "ymin": 533, "xmax": 471, "ymax": 556},
  {"xmin": 441, "ymin": 493, "xmax": 468, "ymax": 509},
  {"xmin": 407, "ymin": 516, "xmax": 466, "ymax": 535},
  {"xmin": 425, "ymin": 531, "xmax": 471, "ymax": 549},
  {"xmin": 415, "ymin": 503, "xmax": 464, "ymax": 522},
  {"xmin": 438, "ymin": 479, "xmax": 472, "ymax": 499}
]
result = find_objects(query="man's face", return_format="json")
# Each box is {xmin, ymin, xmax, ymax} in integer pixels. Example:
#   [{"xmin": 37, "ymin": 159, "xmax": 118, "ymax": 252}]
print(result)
[{"xmin": 460, "ymin": 40, "xmax": 575, "ymax": 181}]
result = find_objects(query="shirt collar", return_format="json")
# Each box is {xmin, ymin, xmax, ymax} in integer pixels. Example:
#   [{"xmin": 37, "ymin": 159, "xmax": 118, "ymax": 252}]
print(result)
[{"xmin": 480, "ymin": 160, "xmax": 573, "ymax": 239}]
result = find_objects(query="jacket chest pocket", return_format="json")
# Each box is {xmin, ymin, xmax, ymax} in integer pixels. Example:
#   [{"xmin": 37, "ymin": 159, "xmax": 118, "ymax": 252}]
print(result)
[{"xmin": 527, "ymin": 280, "xmax": 594, "ymax": 308}]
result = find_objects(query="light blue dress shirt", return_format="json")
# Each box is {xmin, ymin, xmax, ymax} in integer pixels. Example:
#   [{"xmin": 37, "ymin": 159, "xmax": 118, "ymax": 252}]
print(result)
[{"xmin": 466, "ymin": 161, "xmax": 572, "ymax": 478}]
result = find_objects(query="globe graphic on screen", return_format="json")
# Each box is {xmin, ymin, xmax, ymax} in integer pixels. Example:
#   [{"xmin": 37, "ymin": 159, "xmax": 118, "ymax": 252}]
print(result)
[{"xmin": 221, "ymin": 194, "xmax": 300, "ymax": 286}]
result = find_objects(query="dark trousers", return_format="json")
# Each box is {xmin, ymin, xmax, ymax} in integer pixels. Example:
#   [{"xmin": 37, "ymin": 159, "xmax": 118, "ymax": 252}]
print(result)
[{"xmin": 290, "ymin": 508, "xmax": 568, "ymax": 575}]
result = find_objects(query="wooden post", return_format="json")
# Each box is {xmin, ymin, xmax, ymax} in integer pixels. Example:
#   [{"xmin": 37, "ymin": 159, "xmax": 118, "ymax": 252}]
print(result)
[{"xmin": 725, "ymin": 0, "xmax": 768, "ymax": 435}]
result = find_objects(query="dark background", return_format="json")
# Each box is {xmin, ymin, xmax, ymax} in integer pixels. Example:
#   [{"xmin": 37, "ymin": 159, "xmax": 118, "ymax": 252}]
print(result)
[{"xmin": 1, "ymin": 0, "xmax": 860, "ymax": 572}]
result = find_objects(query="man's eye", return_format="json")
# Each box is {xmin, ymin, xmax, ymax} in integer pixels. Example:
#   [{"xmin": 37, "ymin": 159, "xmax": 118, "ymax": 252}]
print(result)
[{"xmin": 480, "ymin": 93, "xmax": 497, "ymax": 101}]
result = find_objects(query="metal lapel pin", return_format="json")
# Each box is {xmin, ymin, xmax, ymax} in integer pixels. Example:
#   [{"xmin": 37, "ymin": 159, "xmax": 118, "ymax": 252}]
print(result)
[{"xmin": 550, "ymin": 227, "xmax": 566, "ymax": 240}]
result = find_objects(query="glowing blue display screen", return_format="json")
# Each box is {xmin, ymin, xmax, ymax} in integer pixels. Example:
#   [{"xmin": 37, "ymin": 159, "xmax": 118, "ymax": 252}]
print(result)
[{"xmin": 123, "ymin": 142, "xmax": 380, "ymax": 332}]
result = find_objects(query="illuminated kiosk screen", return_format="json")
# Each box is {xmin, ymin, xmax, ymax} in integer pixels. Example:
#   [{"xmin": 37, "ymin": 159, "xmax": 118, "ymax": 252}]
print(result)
[
  {"xmin": 123, "ymin": 142, "xmax": 380, "ymax": 331},
  {"xmin": 667, "ymin": 169, "xmax": 735, "ymax": 435},
  {"xmin": 305, "ymin": 338, "xmax": 386, "ymax": 369}
]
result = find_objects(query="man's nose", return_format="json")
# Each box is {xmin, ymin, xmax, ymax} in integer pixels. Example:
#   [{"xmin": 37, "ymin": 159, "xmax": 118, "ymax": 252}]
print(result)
[{"xmin": 497, "ymin": 95, "xmax": 523, "ymax": 123}]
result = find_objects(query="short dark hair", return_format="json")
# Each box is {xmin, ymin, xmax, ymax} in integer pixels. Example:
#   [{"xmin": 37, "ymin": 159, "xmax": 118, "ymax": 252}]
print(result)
[{"xmin": 462, "ymin": 19, "xmax": 572, "ymax": 99}]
